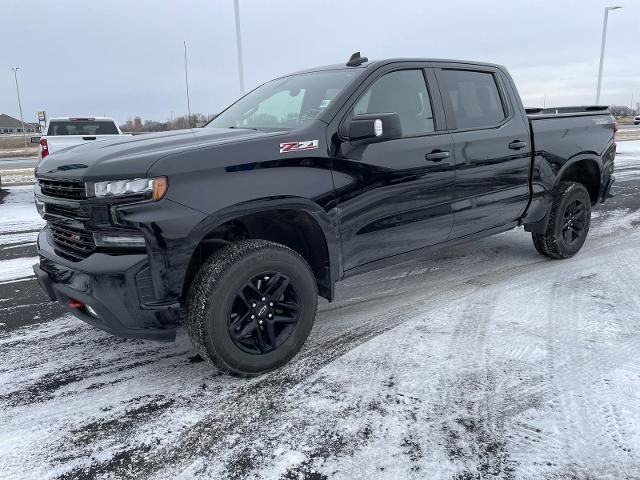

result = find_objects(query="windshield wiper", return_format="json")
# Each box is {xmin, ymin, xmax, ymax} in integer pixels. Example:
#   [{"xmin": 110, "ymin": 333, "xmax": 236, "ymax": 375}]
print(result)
[{"xmin": 226, "ymin": 126, "xmax": 260, "ymax": 131}]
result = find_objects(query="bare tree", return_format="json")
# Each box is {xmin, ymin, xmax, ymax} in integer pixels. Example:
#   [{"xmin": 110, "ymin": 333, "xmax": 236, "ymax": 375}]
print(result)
[
  {"xmin": 120, "ymin": 113, "xmax": 217, "ymax": 133},
  {"xmin": 609, "ymin": 105, "xmax": 633, "ymax": 119}
]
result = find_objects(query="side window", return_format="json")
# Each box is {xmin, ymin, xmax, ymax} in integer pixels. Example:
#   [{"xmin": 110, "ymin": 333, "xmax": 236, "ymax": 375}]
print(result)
[
  {"xmin": 439, "ymin": 69, "xmax": 506, "ymax": 130},
  {"xmin": 353, "ymin": 70, "xmax": 434, "ymax": 136}
]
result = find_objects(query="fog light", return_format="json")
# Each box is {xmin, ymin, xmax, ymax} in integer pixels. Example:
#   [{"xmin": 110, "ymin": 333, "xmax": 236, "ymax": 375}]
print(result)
[
  {"xmin": 93, "ymin": 233, "xmax": 146, "ymax": 248},
  {"xmin": 85, "ymin": 304, "xmax": 98, "ymax": 317}
]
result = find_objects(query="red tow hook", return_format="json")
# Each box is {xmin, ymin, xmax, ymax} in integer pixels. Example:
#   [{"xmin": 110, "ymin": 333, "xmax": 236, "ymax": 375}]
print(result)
[{"xmin": 69, "ymin": 300, "xmax": 84, "ymax": 308}]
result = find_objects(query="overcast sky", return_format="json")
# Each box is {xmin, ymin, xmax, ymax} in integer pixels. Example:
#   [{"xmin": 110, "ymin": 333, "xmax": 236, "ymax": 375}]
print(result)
[{"xmin": 2, "ymin": 0, "xmax": 639, "ymax": 124}]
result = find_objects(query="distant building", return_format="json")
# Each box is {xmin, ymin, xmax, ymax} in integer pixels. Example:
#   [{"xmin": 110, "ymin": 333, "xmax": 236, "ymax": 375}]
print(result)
[{"xmin": 0, "ymin": 113, "xmax": 38, "ymax": 134}]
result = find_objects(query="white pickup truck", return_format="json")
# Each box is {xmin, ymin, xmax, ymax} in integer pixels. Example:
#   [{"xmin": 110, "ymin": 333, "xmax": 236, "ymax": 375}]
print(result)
[{"xmin": 32, "ymin": 117, "xmax": 128, "ymax": 161}]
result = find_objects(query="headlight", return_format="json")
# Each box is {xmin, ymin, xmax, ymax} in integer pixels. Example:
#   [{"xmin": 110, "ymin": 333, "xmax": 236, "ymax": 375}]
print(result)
[{"xmin": 90, "ymin": 176, "xmax": 167, "ymax": 201}]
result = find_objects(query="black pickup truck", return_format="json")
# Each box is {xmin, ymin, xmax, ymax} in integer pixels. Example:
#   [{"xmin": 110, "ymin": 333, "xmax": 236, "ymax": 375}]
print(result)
[{"xmin": 33, "ymin": 54, "xmax": 616, "ymax": 375}]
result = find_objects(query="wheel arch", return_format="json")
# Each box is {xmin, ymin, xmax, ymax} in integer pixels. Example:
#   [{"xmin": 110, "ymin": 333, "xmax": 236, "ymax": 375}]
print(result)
[
  {"xmin": 181, "ymin": 198, "xmax": 340, "ymax": 303},
  {"xmin": 555, "ymin": 155, "xmax": 602, "ymax": 204},
  {"xmin": 525, "ymin": 154, "xmax": 602, "ymax": 234}
]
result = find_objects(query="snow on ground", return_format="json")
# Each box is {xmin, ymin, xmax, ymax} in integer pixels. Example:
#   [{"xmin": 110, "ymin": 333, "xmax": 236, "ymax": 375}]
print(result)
[
  {"xmin": 616, "ymin": 139, "xmax": 640, "ymax": 159},
  {"xmin": 616, "ymin": 127, "xmax": 640, "ymax": 142},
  {"xmin": 0, "ymin": 186, "xmax": 43, "ymax": 234},
  {"xmin": 0, "ymin": 231, "xmax": 37, "ymax": 247},
  {"xmin": 0, "ymin": 168, "xmax": 36, "ymax": 185},
  {"xmin": 0, "ymin": 145, "xmax": 639, "ymax": 479},
  {"xmin": 0, "ymin": 257, "xmax": 38, "ymax": 283}
]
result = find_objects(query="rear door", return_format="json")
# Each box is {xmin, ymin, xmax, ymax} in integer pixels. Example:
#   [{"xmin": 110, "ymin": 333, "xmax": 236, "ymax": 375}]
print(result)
[
  {"xmin": 330, "ymin": 64, "xmax": 456, "ymax": 271},
  {"xmin": 434, "ymin": 66, "xmax": 531, "ymax": 238}
]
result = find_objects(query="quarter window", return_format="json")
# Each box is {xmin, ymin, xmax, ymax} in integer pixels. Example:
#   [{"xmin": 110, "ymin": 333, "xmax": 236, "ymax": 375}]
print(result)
[
  {"xmin": 353, "ymin": 70, "xmax": 434, "ymax": 136},
  {"xmin": 439, "ymin": 69, "xmax": 506, "ymax": 129}
]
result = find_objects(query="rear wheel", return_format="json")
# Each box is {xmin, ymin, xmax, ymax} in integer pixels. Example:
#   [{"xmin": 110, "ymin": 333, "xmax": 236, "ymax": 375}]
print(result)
[
  {"xmin": 532, "ymin": 232, "xmax": 550, "ymax": 257},
  {"xmin": 186, "ymin": 239, "xmax": 318, "ymax": 376},
  {"xmin": 531, "ymin": 181, "xmax": 591, "ymax": 259}
]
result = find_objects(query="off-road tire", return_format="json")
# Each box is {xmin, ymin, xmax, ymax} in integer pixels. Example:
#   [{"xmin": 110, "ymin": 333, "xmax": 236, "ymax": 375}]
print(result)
[
  {"xmin": 531, "ymin": 181, "xmax": 591, "ymax": 259},
  {"xmin": 532, "ymin": 233, "xmax": 551, "ymax": 257},
  {"xmin": 186, "ymin": 239, "xmax": 318, "ymax": 376}
]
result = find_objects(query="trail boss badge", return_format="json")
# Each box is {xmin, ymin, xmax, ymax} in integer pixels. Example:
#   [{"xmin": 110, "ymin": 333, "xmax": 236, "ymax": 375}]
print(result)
[{"xmin": 279, "ymin": 140, "xmax": 319, "ymax": 153}]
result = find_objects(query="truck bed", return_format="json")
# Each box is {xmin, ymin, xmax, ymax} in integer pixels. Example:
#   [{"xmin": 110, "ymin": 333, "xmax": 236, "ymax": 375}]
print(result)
[{"xmin": 523, "ymin": 105, "xmax": 616, "ymax": 227}]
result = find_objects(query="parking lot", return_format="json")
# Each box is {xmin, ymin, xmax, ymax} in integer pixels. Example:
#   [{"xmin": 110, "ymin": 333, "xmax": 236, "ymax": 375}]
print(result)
[{"xmin": 0, "ymin": 141, "xmax": 638, "ymax": 479}]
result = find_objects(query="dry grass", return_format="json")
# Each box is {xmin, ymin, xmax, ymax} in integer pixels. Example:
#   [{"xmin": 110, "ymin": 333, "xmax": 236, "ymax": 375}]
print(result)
[
  {"xmin": 0, "ymin": 135, "xmax": 35, "ymax": 148},
  {"xmin": 0, "ymin": 135, "xmax": 38, "ymax": 158}
]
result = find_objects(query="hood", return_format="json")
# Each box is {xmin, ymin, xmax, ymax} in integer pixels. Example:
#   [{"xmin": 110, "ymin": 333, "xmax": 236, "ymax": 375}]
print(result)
[{"xmin": 35, "ymin": 128, "xmax": 285, "ymax": 181}]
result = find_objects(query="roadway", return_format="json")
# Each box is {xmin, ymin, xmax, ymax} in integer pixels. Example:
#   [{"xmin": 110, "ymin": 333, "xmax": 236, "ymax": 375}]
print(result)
[{"xmin": 0, "ymin": 157, "xmax": 38, "ymax": 170}]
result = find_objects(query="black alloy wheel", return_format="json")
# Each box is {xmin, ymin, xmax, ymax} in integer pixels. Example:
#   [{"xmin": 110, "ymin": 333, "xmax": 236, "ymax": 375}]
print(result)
[
  {"xmin": 561, "ymin": 198, "xmax": 587, "ymax": 246},
  {"xmin": 229, "ymin": 272, "xmax": 300, "ymax": 355}
]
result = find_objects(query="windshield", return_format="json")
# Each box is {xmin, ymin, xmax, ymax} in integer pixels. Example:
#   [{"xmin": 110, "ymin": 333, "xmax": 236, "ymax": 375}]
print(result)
[
  {"xmin": 47, "ymin": 120, "xmax": 119, "ymax": 136},
  {"xmin": 208, "ymin": 70, "xmax": 358, "ymax": 131}
]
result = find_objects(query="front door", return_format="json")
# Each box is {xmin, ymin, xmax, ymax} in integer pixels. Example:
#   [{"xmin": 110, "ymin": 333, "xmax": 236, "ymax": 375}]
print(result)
[{"xmin": 331, "ymin": 67, "xmax": 456, "ymax": 271}]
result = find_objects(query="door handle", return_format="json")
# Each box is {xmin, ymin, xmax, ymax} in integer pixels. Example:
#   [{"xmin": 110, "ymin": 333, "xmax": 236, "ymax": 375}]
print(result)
[
  {"xmin": 425, "ymin": 150, "xmax": 450, "ymax": 161},
  {"xmin": 508, "ymin": 140, "xmax": 527, "ymax": 150}
]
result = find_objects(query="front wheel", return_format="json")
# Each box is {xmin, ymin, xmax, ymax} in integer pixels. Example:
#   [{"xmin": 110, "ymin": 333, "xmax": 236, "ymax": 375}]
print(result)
[
  {"xmin": 186, "ymin": 239, "xmax": 318, "ymax": 376},
  {"xmin": 531, "ymin": 181, "xmax": 591, "ymax": 259}
]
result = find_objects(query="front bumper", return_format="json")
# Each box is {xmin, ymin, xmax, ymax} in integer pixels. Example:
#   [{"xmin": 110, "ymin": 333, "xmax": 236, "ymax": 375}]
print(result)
[{"xmin": 35, "ymin": 228, "xmax": 180, "ymax": 341}]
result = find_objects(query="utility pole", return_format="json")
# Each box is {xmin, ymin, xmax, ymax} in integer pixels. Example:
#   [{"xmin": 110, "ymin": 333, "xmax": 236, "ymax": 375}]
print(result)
[
  {"xmin": 234, "ymin": 0, "xmax": 245, "ymax": 94},
  {"xmin": 596, "ymin": 6, "xmax": 622, "ymax": 104},
  {"xmin": 11, "ymin": 67, "xmax": 27, "ymax": 150},
  {"xmin": 183, "ymin": 40, "xmax": 192, "ymax": 128}
]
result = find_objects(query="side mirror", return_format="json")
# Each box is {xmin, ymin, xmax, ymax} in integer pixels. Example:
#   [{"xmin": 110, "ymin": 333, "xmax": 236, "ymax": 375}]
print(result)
[
  {"xmin": 31, "ymin": 136, "xmax": 41, "ymax": 144},
  {"xmin": 347, "ymin": 113, "xmax": 402, "ymax": 142}
]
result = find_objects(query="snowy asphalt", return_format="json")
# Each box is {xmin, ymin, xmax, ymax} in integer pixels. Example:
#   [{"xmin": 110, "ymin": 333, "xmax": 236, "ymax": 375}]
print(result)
[
  {"xmin": 0, "ymin": 157, "xmax": 38, "ymax": 169},
  {"xmin": 1, "ymin": 143, "xmax": 640, "ymax": 479}
]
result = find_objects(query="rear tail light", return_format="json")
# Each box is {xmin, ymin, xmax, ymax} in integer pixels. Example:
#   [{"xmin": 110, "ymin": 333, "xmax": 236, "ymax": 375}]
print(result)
[{"xmin": 40, "ymin": 138, "xmax": 49, "ymax": 159}]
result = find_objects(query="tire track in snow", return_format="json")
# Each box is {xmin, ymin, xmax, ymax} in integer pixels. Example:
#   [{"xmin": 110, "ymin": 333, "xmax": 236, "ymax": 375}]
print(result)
[
  {"xmin": 4, "ymin": 237, "xmax": 636, "ymax": 480},
  {"xmin": 432, "ymin": 293, "xmax": 518, "ymax": 479},
  {"xmin": 1, "ymin": 210, "xmax": 637, "ymax": 478},
  {"xmin": 493, "ymin": 262, "xmax": 640, "ymax": 479},
  {"xmin": 95, "ymin": 254, "xmax": 610, "ymax": 479}
]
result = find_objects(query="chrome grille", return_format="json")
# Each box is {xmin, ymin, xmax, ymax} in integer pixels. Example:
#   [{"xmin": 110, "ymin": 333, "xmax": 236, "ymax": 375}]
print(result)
[{"xmin": 39, "ymin": 179, "xmax": 87, "ymax": 200}]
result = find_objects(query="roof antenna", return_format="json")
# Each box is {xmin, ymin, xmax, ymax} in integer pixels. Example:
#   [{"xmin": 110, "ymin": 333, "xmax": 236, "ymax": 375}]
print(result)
[{"xmin": 346, "ymin": 52, "xmax": 368, "ymax": 67}]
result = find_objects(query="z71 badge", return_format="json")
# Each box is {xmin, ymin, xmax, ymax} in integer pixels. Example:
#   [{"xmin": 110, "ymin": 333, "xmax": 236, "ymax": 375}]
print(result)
[{"xmin": 279, "ymin": 140, "xmax": 319, "ymax": 153}]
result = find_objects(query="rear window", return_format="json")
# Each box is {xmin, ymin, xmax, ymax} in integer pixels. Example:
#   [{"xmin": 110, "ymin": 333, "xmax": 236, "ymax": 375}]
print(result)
[
  {"xmin": 439, "ymin": 69, "xmax": 506, "ymax": 130},
  {"xmin": 47, "ymin": 120, "xmax": 119, "ymax": 136}
]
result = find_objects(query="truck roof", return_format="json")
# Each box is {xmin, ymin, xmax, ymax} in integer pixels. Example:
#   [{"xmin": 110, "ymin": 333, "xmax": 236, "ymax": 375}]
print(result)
[
  {"xmin": 48, "ymin": 117, "xmax": 116, "ymax": 122},
  {"xmin": 288, "ymin": 58, "xmax": 506, "ymax": 76}
]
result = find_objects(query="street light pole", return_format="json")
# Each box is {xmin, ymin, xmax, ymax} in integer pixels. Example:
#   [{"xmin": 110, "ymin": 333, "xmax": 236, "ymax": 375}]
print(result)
[
  {"xmin": 596, "ymin": 6, "xmax": 622, "ymax": 105},
  {"xmin": 183, "ymin": 40, "xmax": 192, "ymax": 128},
  {"xmin": 233, "ymin": 0, "xmax": 245, "ymax": 95},
  {"xmin": 11, "ymin": 67, "xmax": 27, "ymax": 150}
]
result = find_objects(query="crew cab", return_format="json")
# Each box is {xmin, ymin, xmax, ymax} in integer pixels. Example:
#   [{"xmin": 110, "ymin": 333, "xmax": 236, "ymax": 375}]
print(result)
[
  {"xmin": 32, "ymin": 54, "xmax": 616, "ymax": 376},
  {"xmin": 32, "ymin": 117, "xmax": 127, "ymax": 161}
]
